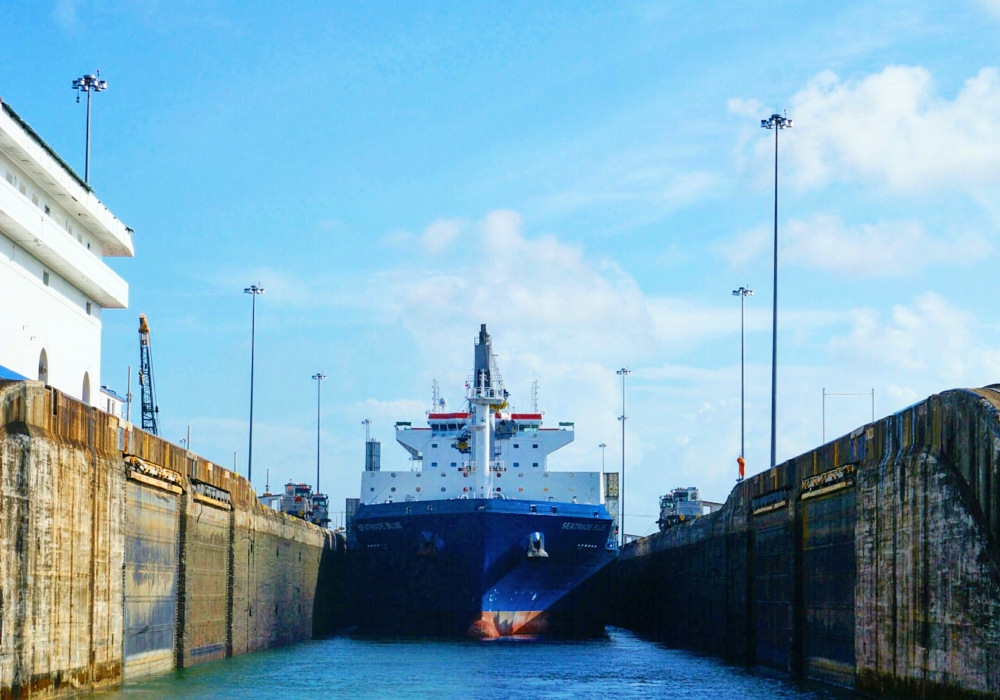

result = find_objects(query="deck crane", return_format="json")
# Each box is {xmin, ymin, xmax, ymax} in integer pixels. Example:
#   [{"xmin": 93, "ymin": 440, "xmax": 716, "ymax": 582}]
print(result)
[{"xmin": 138, "ymin": 314, "xmax": 159, "ymax": 435}]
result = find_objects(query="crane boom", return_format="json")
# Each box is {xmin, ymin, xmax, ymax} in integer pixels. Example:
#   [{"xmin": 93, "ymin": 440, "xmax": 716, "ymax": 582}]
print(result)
[{"xmin": 138, "ymin": 314, "xmax": 159, "ymax": 435}]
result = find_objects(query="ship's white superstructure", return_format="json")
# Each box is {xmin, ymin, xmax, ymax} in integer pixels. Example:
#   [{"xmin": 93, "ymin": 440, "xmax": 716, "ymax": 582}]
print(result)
[
  {"xmin": 361, "ymin": 325, "xmax": 601, "ymax": 506},
  {"xmin": 0, "ymin": 100, "xmax": 133, "ymax": 403}
]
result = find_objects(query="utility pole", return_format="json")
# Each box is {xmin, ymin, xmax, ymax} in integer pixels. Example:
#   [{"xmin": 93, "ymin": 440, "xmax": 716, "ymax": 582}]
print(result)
[
  {"xmin": 71, "ymin": 72, "xmax": 107, "ymax": 183},
  {"xmin": 761, "ymin": 112, "xmax": 792, "ymax": 469},
  {"xmin": 313, "ymin": 373, "xmax": 327, "ymax": 493},
  {"xmin": 617, "ymin": 367, "xmax": 632, "ymax": 546},
  {"xmin": 244, "ymin": 284, "xmax": 265, "ymax": 485},
  {"xmin": 733, "ymin": 285, "xmax": 753, "ymax": 481}
]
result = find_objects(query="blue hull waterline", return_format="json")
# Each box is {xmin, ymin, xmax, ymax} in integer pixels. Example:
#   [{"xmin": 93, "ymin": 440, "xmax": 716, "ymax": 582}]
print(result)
[{"xmin": 355, "ymin": 498, "xmax": 617, "ymax": 637}]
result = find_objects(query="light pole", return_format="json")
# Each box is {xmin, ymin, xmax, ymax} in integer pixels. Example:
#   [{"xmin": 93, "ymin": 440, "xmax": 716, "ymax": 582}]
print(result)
[
  {"xmin": 616, "ymin": 367, "xmax": 631, "ymax": 546},
  {"xmin": 761, "ymin": 112, "xmax": 792, "ymax": 469},
  {"xmin": 733, "ymin": 285, "xmax": 753, "ymax": 480},
  {"xmin": 71, "ymin": 72, "xmax": 107, "ymax": 183},
  {"xmin": 312, "ymin": 373, "xmax": 327, "ymax": 493},
  {"xmin": 244, "ymin": 284, "xmax": 265, "ymax": 486}
]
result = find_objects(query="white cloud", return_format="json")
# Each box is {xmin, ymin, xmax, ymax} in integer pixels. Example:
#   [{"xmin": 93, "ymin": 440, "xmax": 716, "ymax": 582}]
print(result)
[
  {"xmin": 978, "ymin": 0, "xmax": 1000, "ymax": 19},
  {"xmin": 420, "ymin": 218, "xmax": 465, "ymax": 254},
  {"xmin": 719, "ymin": 215, "xmax": 991, "ymax": 276},
  {"xmin": 727, "ymin": 98, "xmax": 764, "ymax": 118},
  {"xmin": 830, "ymin": 292, "xmax": 1000, "ymax": 385},
  {"xmin": 782, "ymin": 217, "xmax": 990, "ymax": 275},
  {"xmin": 367, "ymin": 209, "xmax": 761, "ymax": 371},
  {"xmin": 739, "ymin": 65, "xmax": 1000, "ymax": 192}
]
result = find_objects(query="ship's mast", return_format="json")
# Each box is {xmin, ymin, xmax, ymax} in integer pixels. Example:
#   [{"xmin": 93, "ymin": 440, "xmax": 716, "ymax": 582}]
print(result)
[{"xmin": 469, "ymin": 324, "xmax": 505, "ymax": 499}]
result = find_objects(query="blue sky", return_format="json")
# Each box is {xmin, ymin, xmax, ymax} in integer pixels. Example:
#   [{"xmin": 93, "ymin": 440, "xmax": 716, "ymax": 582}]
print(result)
[{"xmin": 4, "ymin": 0, "xmax": 1000, "ymax": 534}]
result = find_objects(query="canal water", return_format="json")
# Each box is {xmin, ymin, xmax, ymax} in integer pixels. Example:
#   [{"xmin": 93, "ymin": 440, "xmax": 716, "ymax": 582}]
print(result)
[{"xmin": 93, "ymin": 628, "xmax": 854, "ymax": 699}]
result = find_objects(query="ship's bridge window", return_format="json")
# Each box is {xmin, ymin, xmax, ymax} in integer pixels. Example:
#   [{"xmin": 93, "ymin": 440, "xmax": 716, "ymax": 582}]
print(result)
[{"xmin": 449, "ymin": 423, "xmax": 457, "ymax": 430}]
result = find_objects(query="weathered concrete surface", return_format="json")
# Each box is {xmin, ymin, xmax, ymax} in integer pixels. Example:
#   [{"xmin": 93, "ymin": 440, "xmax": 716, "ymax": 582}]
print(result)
[
  {"xmin": 0, "ymin": 382, "xmax": 124, "ymax": 699},
  {"xmin": 0, "ymin": 381, "xmax": 350, "ymax": 699},
  {"xmin": 610, "ymin": 386, "xmax": 1000, "ymax": 699}
]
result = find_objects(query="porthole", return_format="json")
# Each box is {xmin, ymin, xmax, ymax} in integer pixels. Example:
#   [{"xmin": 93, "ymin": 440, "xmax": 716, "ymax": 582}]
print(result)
[
  {"xmin": 416, "ymin": 487, "xmax": 422, "ymax": 492},
  {"xmin": 391, "ymin": 487, "xmax": 396, "ymax": 492},
  {"xmin": 440, "ymin": 487, "xmax": 446, "ymax": 492}
]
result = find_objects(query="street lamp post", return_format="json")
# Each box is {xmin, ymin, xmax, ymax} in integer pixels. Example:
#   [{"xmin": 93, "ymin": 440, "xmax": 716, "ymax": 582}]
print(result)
[
  {"xmin": 733, "ymin": 285, "xmax": 753, "ymax": 480},
  {"xmin": 616, "ymin": 367, "xmax": 632, "ymax": 546},
  {"xmin": 760, "ymin": 112, "xmax": 792, "ymax": 469},
  {"xmin": 313, "ymin": 373, "xmax": 327, "ymax": 493},
  {"xmin": 71, "ymin": 72, "xmax": 107, "ymax": 183},
  {"xmin": 244, "ymin": 284, "xmax": 265, "ymax": 486}
]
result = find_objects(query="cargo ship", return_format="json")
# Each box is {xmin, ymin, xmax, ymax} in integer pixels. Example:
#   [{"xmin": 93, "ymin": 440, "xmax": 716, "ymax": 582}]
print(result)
[{"xmin": 353, "ymin": 325, "xmax": 618, "ymax": 637}]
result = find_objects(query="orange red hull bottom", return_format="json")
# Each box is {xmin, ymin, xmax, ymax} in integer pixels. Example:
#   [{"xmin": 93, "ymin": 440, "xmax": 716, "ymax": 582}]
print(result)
[{"xmin": 470, "ymin": 611, "xmax": 550, "ymax": 638}]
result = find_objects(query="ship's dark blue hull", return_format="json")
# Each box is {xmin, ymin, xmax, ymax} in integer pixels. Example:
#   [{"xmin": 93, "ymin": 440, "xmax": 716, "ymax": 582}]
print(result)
[{"xmin": 353, "ymin": 498, "xmax": 617, "ymax": 637}]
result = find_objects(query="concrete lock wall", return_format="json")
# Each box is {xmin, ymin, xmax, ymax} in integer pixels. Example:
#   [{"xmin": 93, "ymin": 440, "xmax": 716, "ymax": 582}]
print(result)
[
  {"xmin": 0, "ymin": 381, "xmax": 348, "ymax": 700},
  {"xmin": 610, "ymin": 385, "xmax": 1000, "ymax": 700}
]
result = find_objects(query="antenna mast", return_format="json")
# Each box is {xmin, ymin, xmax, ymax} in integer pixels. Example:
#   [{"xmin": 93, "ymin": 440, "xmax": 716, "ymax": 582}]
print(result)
[{"xmin": 531, "ymin": 380, "xmax": 539, "ymax": 413}]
